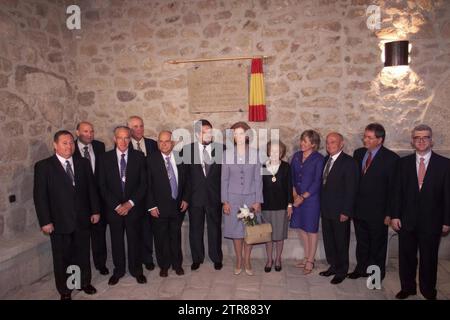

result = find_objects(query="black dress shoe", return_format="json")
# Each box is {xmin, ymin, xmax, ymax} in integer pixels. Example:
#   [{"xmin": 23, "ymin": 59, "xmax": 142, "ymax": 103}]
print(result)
[
  {"xmin": 175, "ymin": 267, "xmax": 185, "ymax": 276},
  {"xmin": 330, "ymin": 275, "xmax": 346, "ymax": 285},
  {"xmin": 79, "ymin": 284, "xmax": 97, "ymax": 295},
  {"xmin": 60, "ymin": 293, "xmax": 72, "ymax": 300},
  {"xmin": 395, "ymin": 290, "xmax": 417, "ymax": 299},
  {"xmin": 136, "ymin": 274, "xmax": 147, "ymax": 284},
  {"xmin": 98, "ymin": 267, "xmax": 109, "ymax": 275},
  {"xmin": 108, "ymin": 275, "xmax": 121, "ymax": 286},
  {"xmin": 347, "ymin": 271, "xmax": 364, "ymax": 279},
  {"xmin": 145, "ymin": 263, "xmax": 155, "ymax": 271},
  {"xmin": 319, "ymin": 269, "xmax": 335, "ymax": 277},
  {"xmin": 214, "ymin": 262, "xmax": 223, "ymax": 270},
  {"xmin": 160, "ymin": 269, "xmax": 168, "ymax": 277},
  {"xmin": 191, "ymin": 262, "xmax": 201, "ymax": 271}
]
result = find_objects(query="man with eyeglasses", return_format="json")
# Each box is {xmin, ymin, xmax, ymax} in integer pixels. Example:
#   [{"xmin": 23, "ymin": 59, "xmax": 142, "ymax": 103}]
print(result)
[
  {"xmin": 391, "ymin": 124, "xmax": 450, "ymax": 300},
  {"xmin": 348, "ymin": 123, "xmax": 399, "ymax": 283}
]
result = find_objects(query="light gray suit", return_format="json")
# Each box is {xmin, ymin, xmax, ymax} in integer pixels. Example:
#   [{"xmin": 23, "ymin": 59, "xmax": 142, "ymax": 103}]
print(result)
[{"xmin": 221, "ymin": 147, "xmax": 263, "ymax": 238}]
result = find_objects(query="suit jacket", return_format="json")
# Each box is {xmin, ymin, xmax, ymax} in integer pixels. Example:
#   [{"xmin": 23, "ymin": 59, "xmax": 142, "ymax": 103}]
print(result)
[
  {"xmin": 146, "ymin": 151, "xmax": 190, "ymax": 217},
  {"xmin": 353, "ymin": 146, "xmax": 399, "ymax": 222},
  {"xmin": 221, "ymin": 147, "xmax": 264, "ymax": 204},
  {"xmin": 392, "ymin": 152, "xmax": 450, "ymax": 234},
  {"xmin": 182, "ymin": 142, "xmax": 224, "ymax": 208},
  {"xmin": 320, "ymin": 151, "xmax": 359, "ymax": 220},
  {"xmin": 98, "ymin": 149, "xmax": 147, "ymax": 216},
  {"xmin": 128, "ymin": 137, "xmax": 158, "ymax": 157},
  {"xmin": 33, "ymin": 155, "xmax": 100, "ymax": 234},
  {"xmin": 73, "ymin": 139, "xmax": 105, "ymax": 179}
]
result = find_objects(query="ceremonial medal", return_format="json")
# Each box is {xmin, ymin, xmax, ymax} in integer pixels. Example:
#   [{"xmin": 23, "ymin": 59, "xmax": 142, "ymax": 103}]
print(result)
[{"xmin": 272, "ymin": 176, "xmax": 276, "ymax": 183}]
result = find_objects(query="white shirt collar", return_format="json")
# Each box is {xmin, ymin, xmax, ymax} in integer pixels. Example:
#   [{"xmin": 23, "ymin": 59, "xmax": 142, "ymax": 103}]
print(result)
[
  {"xmin": 56, "ymin": 154, "xmax": 73, "ymax": 167},
  {"xmin": 416, "ymin": 150, "xmax": 432, "ymax": 163},
  {"xmin": 116, "ymin": 148, "xmax": 128, "ymax": 158},
  {"xmin": 77, "ymin": 140, "xmax": 92, "ymax": 150},
  {"xmin": 132, "ymin": 137, "xmax": 144, "ymax": 144},
  {"xmin": 330, "ymin": 150, "xmax": 343, "ymax": 162},
  {"xmin": 161, "ymin": 151, "xmax": 174, "ymax": 160}
]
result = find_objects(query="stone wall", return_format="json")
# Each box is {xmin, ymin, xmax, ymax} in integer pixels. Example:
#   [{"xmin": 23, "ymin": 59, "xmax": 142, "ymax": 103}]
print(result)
[
  {"xmin": 1, "ymin": 0, "xmax": 450, "ymax": 239},
  {"xmin": 70, "ymin": 0, "xmax": 450, "ymax": 153},
  {"xmin": 0, "ymin": 0, "xmax": 79, "ymax": 239}
]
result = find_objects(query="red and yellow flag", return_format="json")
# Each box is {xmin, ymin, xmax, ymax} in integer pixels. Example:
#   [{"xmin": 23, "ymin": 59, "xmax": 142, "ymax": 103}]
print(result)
[{"xmin": 248, "ymin": 58, "xmax": 266, "ymax": 122}]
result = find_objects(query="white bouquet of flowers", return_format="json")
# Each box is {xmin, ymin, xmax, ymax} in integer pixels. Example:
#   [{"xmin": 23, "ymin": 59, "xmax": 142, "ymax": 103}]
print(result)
[{"xmin": 237, "ymin": 204, "xmax": 257, "ymax": 226}]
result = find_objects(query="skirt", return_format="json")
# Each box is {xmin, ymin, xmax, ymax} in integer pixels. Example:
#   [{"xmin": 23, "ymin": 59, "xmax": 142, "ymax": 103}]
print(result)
[{"xmin": 261, "ymin": 210, "xmax": 289, "ymax": 241}]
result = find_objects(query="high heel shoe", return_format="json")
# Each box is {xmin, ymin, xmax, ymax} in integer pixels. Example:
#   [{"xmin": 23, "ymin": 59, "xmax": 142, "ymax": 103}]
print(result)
[
  {"xmin": 234, "ymin": 268, "xmax": 242, "ymax": 275},
  {"xmin": 274, "ymin": 260, "xmax": 282, "ymax": 272},
  {"xmin": 295, "ymin": 258, "xmax": 307, "ymax": 268},
  {"xmin": 303, "ymin": 260, "xmax": 315, "ymax": 275},
  {"xmin": 245, "ymin": 268, "xmax": 254, "ymax": 276},
  {"xmin": 264, "ymin": 260, "xmax": 273, "ymax": 273}
]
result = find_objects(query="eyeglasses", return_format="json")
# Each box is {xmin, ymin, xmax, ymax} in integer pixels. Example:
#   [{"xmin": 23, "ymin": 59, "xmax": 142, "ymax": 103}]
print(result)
[{"xmin": 412, "ymin": 136, "xmax": 431, "ymax": 142}]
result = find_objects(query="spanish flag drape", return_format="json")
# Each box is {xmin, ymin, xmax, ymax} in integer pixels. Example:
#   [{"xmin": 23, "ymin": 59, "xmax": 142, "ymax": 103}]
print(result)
[{"xmin": 248, "ymin": 58, "xmax": 267, "ymax": 122}]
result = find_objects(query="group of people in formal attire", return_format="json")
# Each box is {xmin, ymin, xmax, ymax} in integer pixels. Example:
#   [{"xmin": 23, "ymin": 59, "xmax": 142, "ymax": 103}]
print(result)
[{"xmin": 33, "ymin": 117, "xmax": 450, "ymax": 300}]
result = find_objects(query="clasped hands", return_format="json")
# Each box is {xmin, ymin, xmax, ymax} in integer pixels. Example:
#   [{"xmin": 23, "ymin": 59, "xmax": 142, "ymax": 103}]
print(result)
[{"xmin": 222, "ymin": 202, "xmax": 261, "ymax": 215}]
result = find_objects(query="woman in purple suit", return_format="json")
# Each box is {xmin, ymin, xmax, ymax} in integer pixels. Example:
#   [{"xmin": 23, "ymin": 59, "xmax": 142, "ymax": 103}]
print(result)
[{"xmin": 290, "ymin": 130, "xmax": 324, "ymax": 274}]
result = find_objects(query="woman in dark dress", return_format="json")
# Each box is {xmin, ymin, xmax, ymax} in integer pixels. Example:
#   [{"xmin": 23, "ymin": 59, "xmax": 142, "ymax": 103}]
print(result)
[
  {"xmin": 261, "ymin": 141, "xmax": 293, "ymax": 272},
  {"xmin": 290, "ymin": 130, "xmax": 324, "ymax": 274}
]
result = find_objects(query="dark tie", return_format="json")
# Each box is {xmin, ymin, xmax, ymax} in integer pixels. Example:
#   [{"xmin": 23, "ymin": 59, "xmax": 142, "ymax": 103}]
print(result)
[
  {"xmin": 120, "ymin": 153, "xmax": 126, "ymax": 192},
  {"xmin": 165, "ymin": 156, "xmax": 178, "ymax": 199},
  {"xmin": 363, "ymin": 151, "xmax": 372, "ymax": 174},
  {"xmin": 203, "ymin": 145, "xmax": 211, "ymax": 176},
  {"xmin": 323, "ymin": 157, "xmax": 333, "ymax": 185},
  {"xmin": 83, "ymin": 145, "xmax": 92, "ymax": 165},
  {"xmin": 65, "ymin": 160, "xmax": 75, "ymax": 186}
]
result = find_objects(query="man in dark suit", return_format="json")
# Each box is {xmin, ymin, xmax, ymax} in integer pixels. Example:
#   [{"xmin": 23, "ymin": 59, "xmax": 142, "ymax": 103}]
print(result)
[
  {"xmin": 127, "ymin": 115, "xmax": 158, "ymax": 272},
  {"xmin": 182, "ymin": 119, "xmax": 224, "ymax": 271},
  {"xmin": 319, "ymin": 132, "xmax": 359, "ymax": 284},
  {"xmin": 73, "ymin": 121, "xmax": 109, "ymax": 276},
  {"xmin": 33, "ymin": 130, "xmax": 100, "ymax": 300},
  {"xmin": 147, "ymin": 130, "xmax": 190, "ymax": 277},
  {"xmin": 392, "ymin": 124, "xmax": 450, "ymax": 300},
  {"xmin": 349, "ymin": 123, "xmax": 399, "ymax": 282},
  {"xmin": 98, "ymin": 126, "xmax": 147, "ymax": 285}
]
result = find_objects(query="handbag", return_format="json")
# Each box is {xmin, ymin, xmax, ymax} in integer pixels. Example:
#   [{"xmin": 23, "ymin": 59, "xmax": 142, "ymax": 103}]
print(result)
[{"xmin": 244, "ymin": 221, "xmax": 272, "ymax": 245}]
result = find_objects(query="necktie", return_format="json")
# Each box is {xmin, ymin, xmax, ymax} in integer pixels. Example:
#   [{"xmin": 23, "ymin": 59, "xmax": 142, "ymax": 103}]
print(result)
[
  {"xmin": 363, "ymin": 151, "xmax": 372, "ymax": 174},
  {"xmin": 165, "ymin": 156, "xmax": 178, "ymax": 199},
  {"xmin": 323, "ymin": 157, "xmax": 333, "ymax": 185},
  {"xmin": 203, "ymin": 145, "xmax": 211, "ymax": 177},
  {"xmin": 83, "ymin": 146, "xmax": 91, "ymax": 161},
  {"xmin": 120, "ymin": 154, "xmax": 126, "ymax": 192},
  {"xmin": 65, "ymin": 160, "xmax": 75, "ymax": 186},
  {"xmin": 418, "ymin": 157, "xmax": 426, "ymax": 190},
  {"xmin": 136, "ymin": 141, "xmax": 142, "ymax": 152}
]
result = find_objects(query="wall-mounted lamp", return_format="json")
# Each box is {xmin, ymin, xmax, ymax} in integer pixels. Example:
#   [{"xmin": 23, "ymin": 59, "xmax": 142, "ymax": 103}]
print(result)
[{"xmin": 384, "ymin": 40, "xmax": 411, "ymax": 67}]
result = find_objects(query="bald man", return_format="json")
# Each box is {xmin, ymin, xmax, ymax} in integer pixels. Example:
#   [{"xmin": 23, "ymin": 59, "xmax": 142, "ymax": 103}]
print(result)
[
  {"xmin": 146, "ymin": 131, "xmax": 190, "ymax": 277},
  {"xmin": 319, "ymin": 132, "xmax": 359, "ymax": 285},
  {"xmin": 127, "ymin": 115, "xmax": 158, "ymax": 271},
  {"xmin": 74, "ymin": 121, "xmax": 108, "ymax": 275}
]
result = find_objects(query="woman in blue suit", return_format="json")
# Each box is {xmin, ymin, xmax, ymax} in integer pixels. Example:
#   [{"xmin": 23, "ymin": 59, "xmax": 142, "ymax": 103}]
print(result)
[{"xmin": 290, "ymin": 130, "xmax": 324, "ymax": 274}]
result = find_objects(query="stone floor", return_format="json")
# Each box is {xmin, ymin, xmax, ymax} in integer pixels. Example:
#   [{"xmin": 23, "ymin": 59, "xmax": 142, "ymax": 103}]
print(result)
[{"xmin": 4, "ymin": 257, "xmax": 450, "ymax": 300}]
